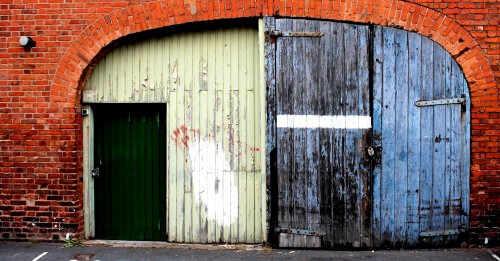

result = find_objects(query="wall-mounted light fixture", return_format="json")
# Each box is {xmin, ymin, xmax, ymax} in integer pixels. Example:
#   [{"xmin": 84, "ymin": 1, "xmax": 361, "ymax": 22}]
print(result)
[{"xmin": 19, "ymin": 36, "xmax": 36, "ymax": 48}]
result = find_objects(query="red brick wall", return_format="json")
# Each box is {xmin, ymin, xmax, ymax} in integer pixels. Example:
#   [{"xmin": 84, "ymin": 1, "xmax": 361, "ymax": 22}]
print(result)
[{"xmin": 1, "ymin": 0, "xmax": 498, "ymax": 244}]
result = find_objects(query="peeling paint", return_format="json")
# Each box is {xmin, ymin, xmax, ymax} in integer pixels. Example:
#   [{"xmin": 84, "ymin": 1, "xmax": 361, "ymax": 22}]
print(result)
[
  {"xmin": 171, "ymin": 60, "xmax": 178, "ymax": 91},
  {"xmin": 171, "ymin": 124, "xmax": 259, "ymax": 158}
]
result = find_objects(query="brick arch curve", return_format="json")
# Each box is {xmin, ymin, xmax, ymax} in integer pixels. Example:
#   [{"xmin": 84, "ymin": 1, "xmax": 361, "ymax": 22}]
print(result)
[{"xmin": 51, "ymin": 0, "xmax": 497, "ymax": 106}]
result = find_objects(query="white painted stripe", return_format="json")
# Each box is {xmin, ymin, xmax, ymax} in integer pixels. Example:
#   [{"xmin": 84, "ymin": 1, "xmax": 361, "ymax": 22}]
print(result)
[
  {"xmin": 488, "ymin": 250, "xmax": 500, "ymax": 261},
  {"xmin": 32, "ymin": 252, "xmax": 48, "ymax": 261},
  {"xmin": 277, "ymin": 115, "xmax": 372, "ymax": 129}
]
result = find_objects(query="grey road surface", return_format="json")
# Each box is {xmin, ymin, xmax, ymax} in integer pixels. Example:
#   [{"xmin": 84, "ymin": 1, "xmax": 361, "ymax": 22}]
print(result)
[{"xmin": 1, "ymin": 241, "xmax": 499, "ymax": 261}]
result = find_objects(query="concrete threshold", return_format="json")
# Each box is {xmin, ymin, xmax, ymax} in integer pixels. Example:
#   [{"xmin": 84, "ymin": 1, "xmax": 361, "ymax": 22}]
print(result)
[{"xmin": 84, "ymin": 240, "xmax": 269, "ymax": 251}]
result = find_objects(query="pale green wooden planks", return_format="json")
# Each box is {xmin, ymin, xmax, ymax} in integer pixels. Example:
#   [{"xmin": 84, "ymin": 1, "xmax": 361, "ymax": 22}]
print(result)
[{"xmin": 84, "ymin": 25, "xmax": 263, "ymax": 244}]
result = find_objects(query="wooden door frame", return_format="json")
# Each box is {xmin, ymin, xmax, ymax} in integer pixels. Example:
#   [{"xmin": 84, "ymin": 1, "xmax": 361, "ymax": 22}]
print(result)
[{"xmin": 82, "ymin": 105, "xmax": 96, "ymax": 239}]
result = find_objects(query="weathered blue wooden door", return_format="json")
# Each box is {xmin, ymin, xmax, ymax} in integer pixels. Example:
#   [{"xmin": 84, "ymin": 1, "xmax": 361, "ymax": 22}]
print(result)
[
  {"xmin": 266, "ymin": 18, "xmax": 470, "ymax": 248},
  {"xmin": 372, "ymin": 26, "xmax": 470, "ymax": 247},
  {"xmin": 271, "ymin": 19, "xmax": 373, "ymax": 248}
]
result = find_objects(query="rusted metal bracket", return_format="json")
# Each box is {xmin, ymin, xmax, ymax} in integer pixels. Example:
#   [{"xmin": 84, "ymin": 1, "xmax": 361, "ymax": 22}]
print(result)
[
  {"xmin": 415, "ymin": 94, "xmax": 466, "ymax": 111},
  {"xmin": 275, "ymin": 227, "xmax": 326, "ymax": 236},
  {"xmin": 268, "ymin": 30, "xmax": 324, "ymax": 38},
  {"xmin": 419, "ymin": 229, "xmax": 465, "ymax": 237}
]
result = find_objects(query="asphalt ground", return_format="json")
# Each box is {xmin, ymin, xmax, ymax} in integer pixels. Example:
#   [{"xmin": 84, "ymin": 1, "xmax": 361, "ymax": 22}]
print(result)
[{"xmin": 1, "ymin": 241, "xmax": 499, "ymax": 261}]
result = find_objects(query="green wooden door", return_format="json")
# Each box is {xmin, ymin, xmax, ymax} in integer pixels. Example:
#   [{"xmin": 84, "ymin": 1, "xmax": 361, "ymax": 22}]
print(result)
[{"xmin": 93, "ymin": 103, "xmax": 166, "ymax": 241}]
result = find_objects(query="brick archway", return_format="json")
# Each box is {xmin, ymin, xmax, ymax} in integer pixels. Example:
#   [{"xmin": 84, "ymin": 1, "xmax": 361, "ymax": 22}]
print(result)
[
  {"xmin": 54, "ymin": 0, "xmax": 498, "ymax": 242},
  {"xmin": 50, "ymin": 1, "xmax": 497, "ymax": 106}
]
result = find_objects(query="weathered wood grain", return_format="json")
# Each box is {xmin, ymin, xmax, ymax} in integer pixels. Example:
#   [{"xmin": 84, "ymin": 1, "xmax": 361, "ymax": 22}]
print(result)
[
  {"xmin": 273, "ymin": 19, "xmax": 372, "ymax": 248},
  {"xmin": 372, "ymin": 27, "xmax": 470, "ymax": 247},
  {"xmin": 394, "ymin": 29, "xmax": 408, "ymax": 245},
  {"xmin": 406, "ymin": 32, "xmax": 421, "ymax": 246}
]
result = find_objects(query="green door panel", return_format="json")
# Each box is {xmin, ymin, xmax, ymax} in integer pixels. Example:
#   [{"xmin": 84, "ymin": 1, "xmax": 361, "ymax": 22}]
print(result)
[{"xmin": 93, "ymin": 103, "xmax": 166, "ymax": 241}]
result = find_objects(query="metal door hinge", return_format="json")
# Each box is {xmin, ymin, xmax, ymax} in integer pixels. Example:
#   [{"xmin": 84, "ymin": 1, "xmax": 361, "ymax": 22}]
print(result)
[
  {"xmin": 415, "ymin": 94, "xmax": 466, "ymax": 111},
  {"xmin": 275, "ymin": 227, "xmax": 326, "ymax": 236},
  {"xmin": 268, "ymin": 31, "xmax": 323, "ymax": 38},
  {"xmin": 419, "ymin": 228, "xmax": 465, "ymax": 237}
]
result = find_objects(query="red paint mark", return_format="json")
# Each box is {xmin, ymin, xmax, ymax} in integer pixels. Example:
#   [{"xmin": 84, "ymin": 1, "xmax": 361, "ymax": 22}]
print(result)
[
  {"xmin": 171, "ymin": 125, "xmax": 260, "ymax": 157},
  {"xmin": 171, "ymin": 125, "xmax": 191, "ymax": 148}
]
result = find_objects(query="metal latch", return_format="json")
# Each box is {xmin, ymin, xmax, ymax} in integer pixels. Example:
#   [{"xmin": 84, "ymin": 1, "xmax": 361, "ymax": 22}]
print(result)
[
  {"xmin": 92, "ymin": 157, "xmax": 102, "ymax": 178},
  {"xmin": 275, "ymin": 227, "xmax": 326, "ymax": 236},
  {"xmin": 419, "ymin": 229, "xmax": 465, "ymax": 237},
  {"xmin": 415, "ymin": 94, "xmax": 466, "ymax": 111},
  {"xmin": 269, "ymin": 31, "xmax": 323, "ymax": 38},
  {"xmin": 366, "ymin": 145, "xmax": 382, "ymax": 165}
]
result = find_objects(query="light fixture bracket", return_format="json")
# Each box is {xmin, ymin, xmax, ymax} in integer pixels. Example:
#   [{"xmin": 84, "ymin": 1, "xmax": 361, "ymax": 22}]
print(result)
[{"xmin": 19, "ymin": 36, "xmax": 36, "ymax": 48}]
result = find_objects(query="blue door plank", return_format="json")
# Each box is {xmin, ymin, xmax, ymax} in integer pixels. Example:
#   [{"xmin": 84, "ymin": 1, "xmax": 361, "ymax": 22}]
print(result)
[
  {"xmin": 432, "ymin": 42, "xmax": 446, "ymax": 245},
  {"xmin": 276, "ymin": 18, "xmax": 293, "ymax": 230},
  {"xmin": 317, "ymin": 20, "xmax": 334, "ymax": 241},
  {"xmin": 394, "ymin": 29, "xmax": 409, "ymax": 245},
  {"xmin": 303, "ymin": 19, "xmax": 321, "ymax": 232},
  {"xmin": 371, "ymin": 26, "xmax": 384, "ymax": 246},
  {"xmin": 381, "ymin": 27, "xmax": 396, "ymax": 245},
  {"xmin": 344, "ymin": 23, "xmax": 361, "ymax": 246},
  {"xmin": 357, "ymin": 25, "xmax": 372, "ymax": 247},
  {"xmin": 444, "ymin": 54, "xmax": 457, "ymax": 243},
  {"xmin": 406, "ymin": 32, "xmax": 422, "ymax": 245},
  {"xmin": 451, "ymin": 60, "xmax": 468, "ymax": 235},
  {"xmin": 291, "ymin": 19, "xmax": 307, "ymax": 231},
  {"xmin": 331, "ymin": 22, "xmax": 347, "ymax": 246},
  {"xmin": 419, "ymin": 37, "xmax": 434, "ymax": 245},
  {"xmin": 459, "ymin": 67, "xmax": 470, "ymax": 231}
]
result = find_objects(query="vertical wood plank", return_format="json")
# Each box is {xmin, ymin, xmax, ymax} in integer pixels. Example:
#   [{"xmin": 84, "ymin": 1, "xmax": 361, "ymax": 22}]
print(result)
[
  {"xmin": 381, "ymin": 27, "xmax": 396, "ymax": 246},
  {"xmin": 205, "ymin": 28, "xmax": 218, "ymax": 243},
  {"xmin": 459, "ymin": 67, "xmax": 470, "ymax": 234},
  {"xmin": 343, "ymin": 23, "xmax": 360, "ymax": 246},
  {"xmin": 255, "ymin": 22, "xmax": 265, "ymax": 243},
  {"xmin": 183, "ymin": 32, "xmax": 194, "ymax": 243},
  {"xmin": 291, "ymin": 19, "xmax": 307, "ymax": 233},
  {"xmin": 221, "ymin": 29, "xmax": 232, "ymax": 242},
  {"xmin": 317, "ymin": 20, "xmax": 334, "ymax": 247},
  {"xmin": 357, "ymin": 25, "xmax": 371, "ymax": 247},
  {"xmin": 432, "ymin": 41, "xmax": 446, "ymax": 245},
  {"xmin": 237, "ymin": 29, "xmax": 247, "ymax": 243},
  {"xmin": 264, "ymin": 17, "xmax": 277, "ymax": 245},
  {"xmin": 331, "ymin": 21, "xmax": 346, "ymax": 247},
  {"xmin": 444, "ymin": 53, "xmax": 453, "ymax": 244},
  {"xmin": 139, "ymin": 40, "xmax": 150, "ymax": 102},
  {"xmin": 418, "ymin": 36, "xmax": 434, "ymax": 245},
  {"xmin": 303, "ymin": 19, "xmax": 320, "ymax": 235},
  {"xmin": 406, "ymin": 32, "xmax": 422, "ymax": 246},
  {"xmin": 191, "ymin": 31, "xmax": 202, "ymax": 243},
  {"xmin": 394, "ymin": 29, "xmax": 409, "ymax": 245},
  {"xmin": 275, "ymin": 18, "xmax": 293, "ymax": 233},
  {"xmin": 125, "ymin": 44, "xmax": 134, "ymax": 101},
  {"xmin": 197, "ymin": 29, "xmax": 209, "ymax": 244},
  {"xmin": 174, "ymin": 32, "xmax": 186, "ymax": 242},
  {"xmin": 371, "ymin": 25, "xmax": 383, "ymax": 247}
]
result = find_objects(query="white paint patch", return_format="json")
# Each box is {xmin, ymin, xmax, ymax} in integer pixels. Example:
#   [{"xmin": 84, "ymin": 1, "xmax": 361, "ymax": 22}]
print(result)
[
  {"xmin": 188, "ymin": 139, "xmax": 238, "ymax": 226},
  {"xmin": 32, "ymin": 252, "xmax": 48, "ymax": 261},
  {"xmin": 277, "ymin": 115, "xmax": 372, "ymax": 129}
]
